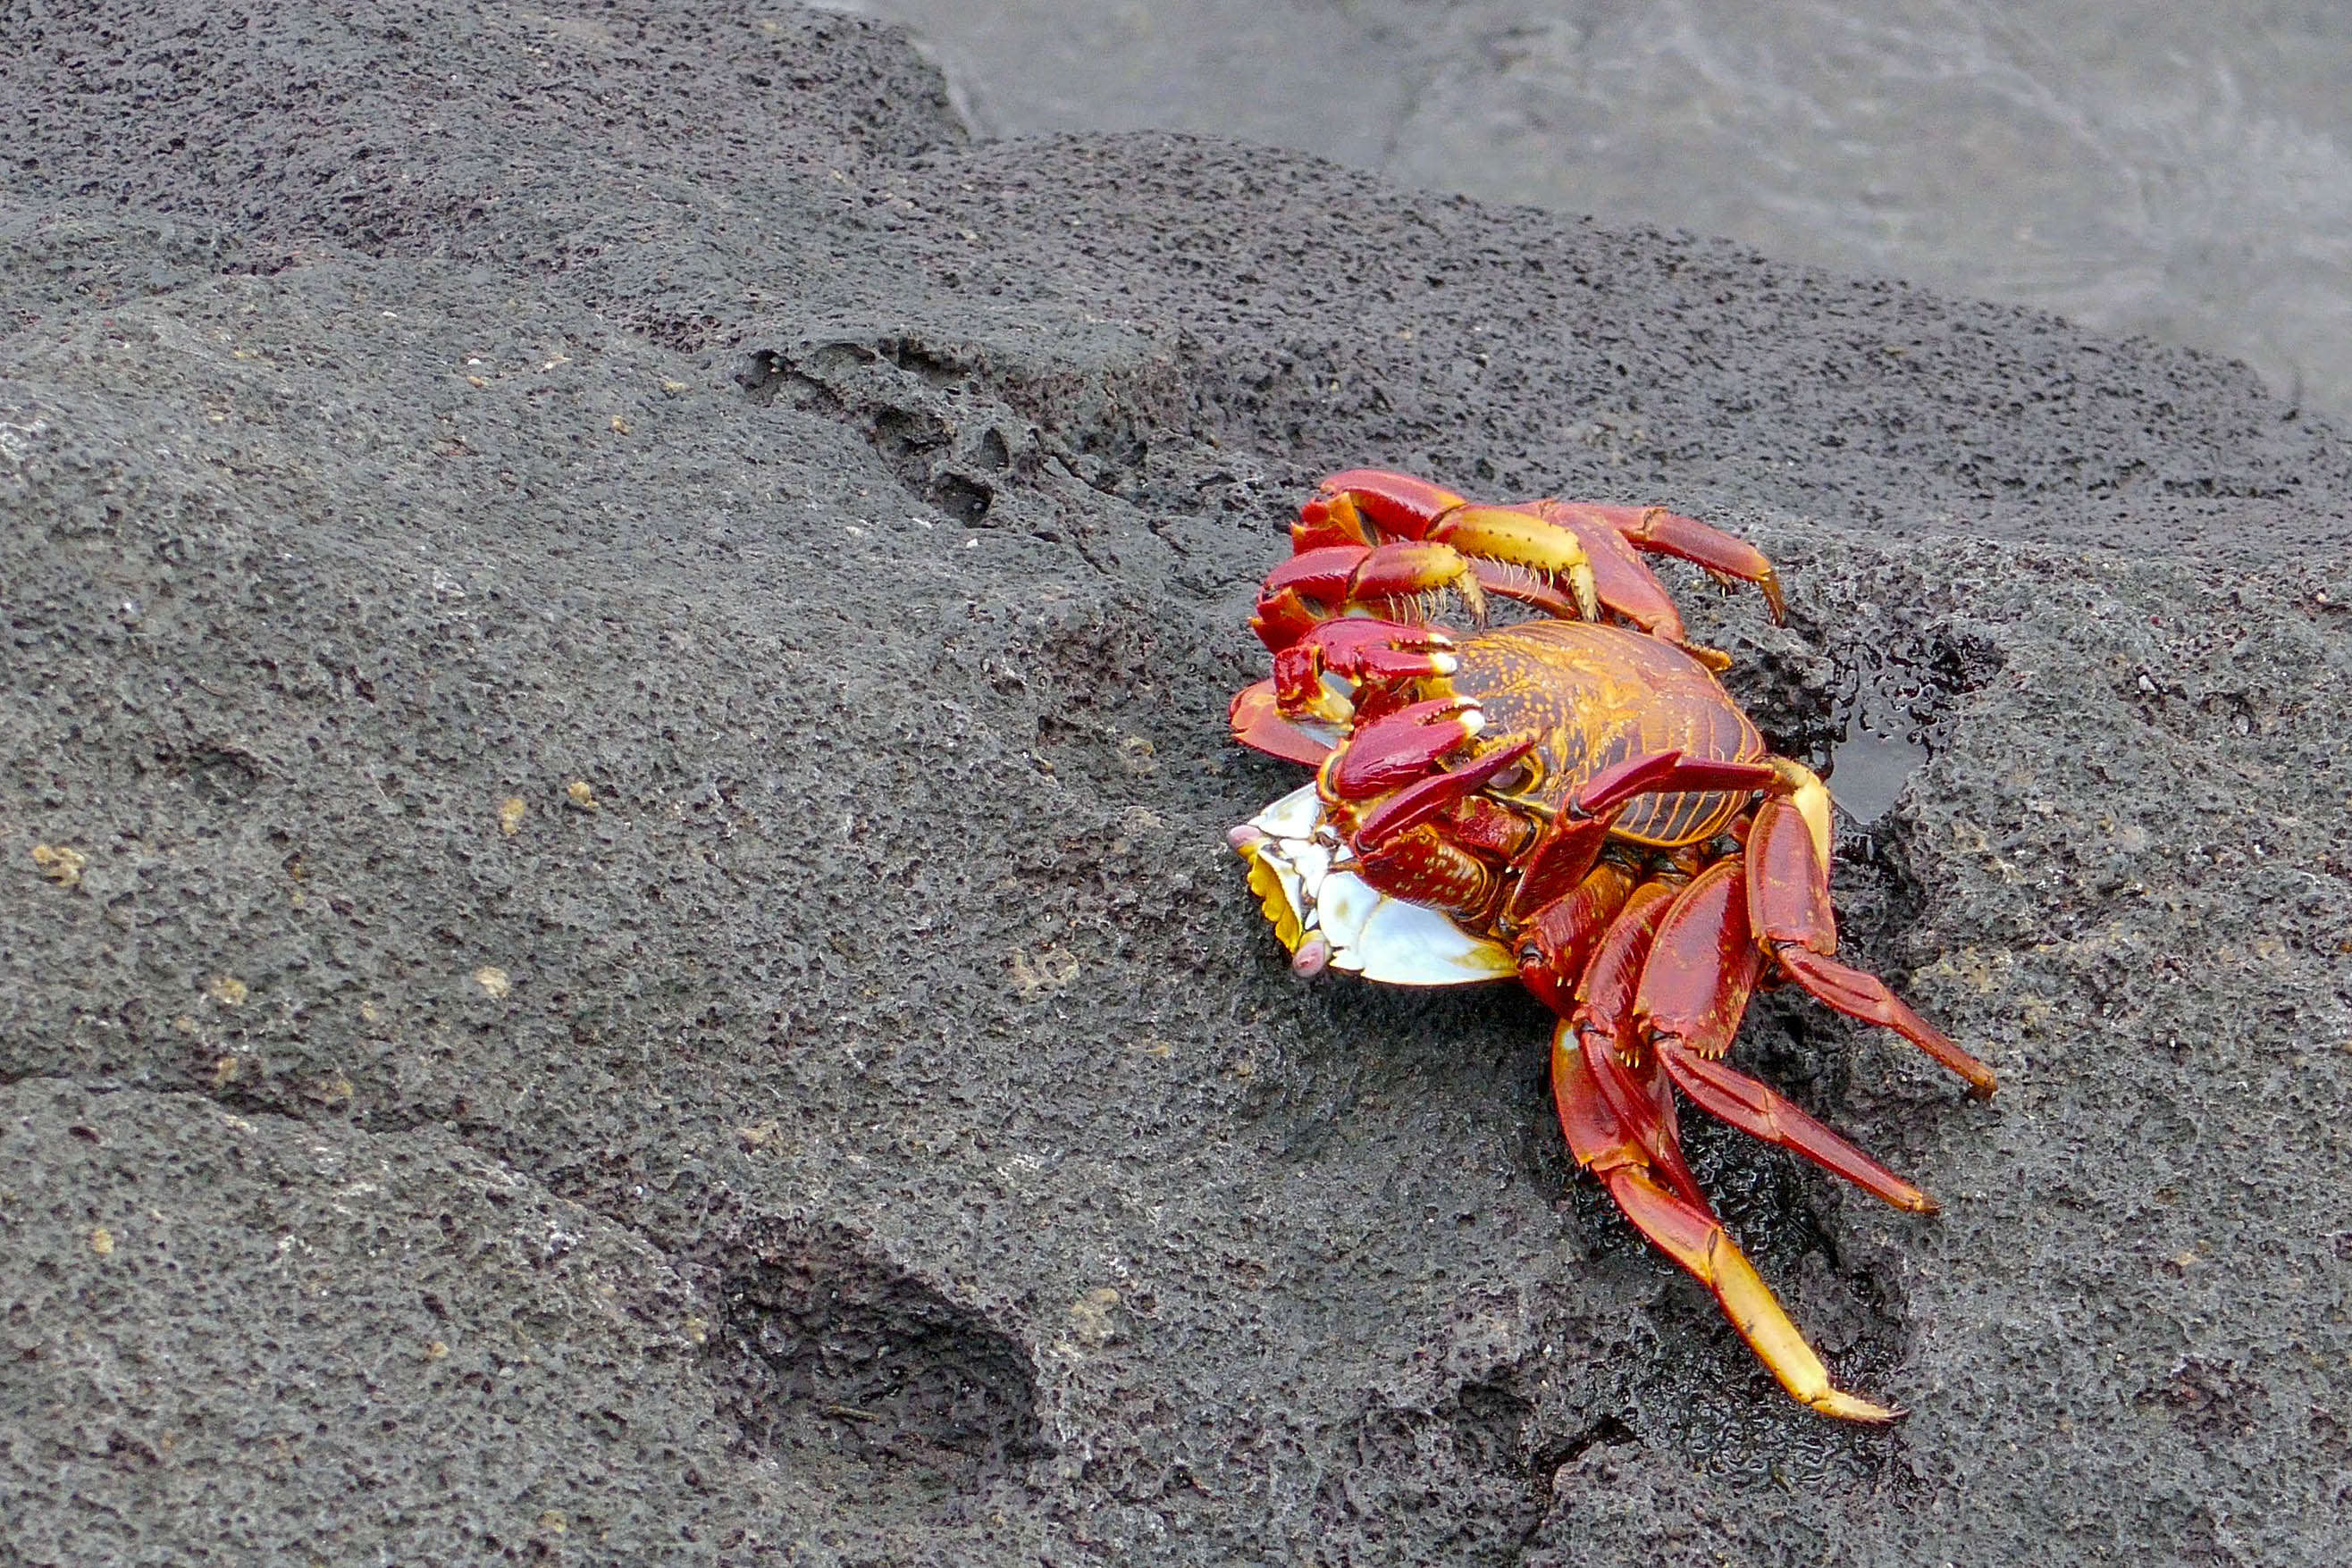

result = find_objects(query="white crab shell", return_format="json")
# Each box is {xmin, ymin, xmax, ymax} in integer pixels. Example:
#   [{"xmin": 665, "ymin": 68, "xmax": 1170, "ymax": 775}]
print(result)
[{"xmin": 1232, "ymin": 784, "xmax": 1519, "ymax": 986}]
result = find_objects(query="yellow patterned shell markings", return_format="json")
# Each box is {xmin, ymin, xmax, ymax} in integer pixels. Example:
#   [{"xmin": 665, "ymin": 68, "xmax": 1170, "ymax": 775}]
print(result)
[{"xmin": 1449, "ymin": 622, "xmax": 1764, "ymax": 848}]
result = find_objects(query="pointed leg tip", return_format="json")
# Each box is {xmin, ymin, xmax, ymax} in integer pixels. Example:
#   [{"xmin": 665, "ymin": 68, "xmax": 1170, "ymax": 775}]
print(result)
[
  {"xmin": 1810, "ymin": 1389, "xmax": 1903, "ymax": 1424},
  {"xmin": 1684, "ymin": 641, "xmax": 1734, "ymax": 672}
]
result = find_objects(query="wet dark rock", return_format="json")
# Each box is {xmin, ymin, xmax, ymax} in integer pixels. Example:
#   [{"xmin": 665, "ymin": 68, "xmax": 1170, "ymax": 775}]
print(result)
[{"xmin": 4, "ymin": 4, "xmax": 2349, "ymax": 1564}]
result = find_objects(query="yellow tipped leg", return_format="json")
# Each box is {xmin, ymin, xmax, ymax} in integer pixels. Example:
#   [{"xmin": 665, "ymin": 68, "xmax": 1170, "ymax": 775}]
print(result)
[
  {"xmin": 1555, "ymin": 1020, "xmax": 1901, "ymax": 1422},
  {"xmin": 1599, "ymin": 1161, "xmax": 1902, "ymax": 1423},
  {"xmin": 1432, "ymin": 506, "xmax": 1600, "ymax": 619}
]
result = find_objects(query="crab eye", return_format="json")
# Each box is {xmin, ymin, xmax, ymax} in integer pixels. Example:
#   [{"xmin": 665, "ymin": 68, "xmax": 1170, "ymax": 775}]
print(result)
[{"xmin": 1489, "ymin": 756, "xmax": 1541, "ymax": 796}]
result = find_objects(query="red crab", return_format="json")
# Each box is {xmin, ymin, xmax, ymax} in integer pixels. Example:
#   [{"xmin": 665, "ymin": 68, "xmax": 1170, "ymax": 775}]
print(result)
[{"xmin": 1227, "ymin": 469, "xmax": 1996, "ymax": 1421}]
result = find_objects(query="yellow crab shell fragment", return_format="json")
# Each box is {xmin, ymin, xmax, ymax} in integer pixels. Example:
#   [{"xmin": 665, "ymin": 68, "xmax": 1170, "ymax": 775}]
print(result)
[{"xmin": 1231, "ymin": 784, "xmax": 1519, "ymax": 985}]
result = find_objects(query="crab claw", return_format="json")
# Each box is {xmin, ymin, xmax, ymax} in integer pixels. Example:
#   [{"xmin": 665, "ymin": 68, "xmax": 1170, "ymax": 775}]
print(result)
[
  {"xmin": 1354, "ymin": 734, "xmax": 1537, "ymax": 851},
  {"xmin": 1231, "ymin": 782, "xmax": 1517, "ymax": 986},
  {"xmin": 1323, "ymin": 697, "xmax": 1485, "ymax": 801},
  {"xmin": 1230, "ymin": 678, "xmax": 1343, "ymax": 767},
  {"xmin": 1273, "ymin": 617, "xmax": 1458, "ymax": 717}
]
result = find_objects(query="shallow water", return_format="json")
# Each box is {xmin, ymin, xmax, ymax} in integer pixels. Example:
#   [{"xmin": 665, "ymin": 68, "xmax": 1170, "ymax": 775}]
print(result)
[{"xmin": 846, "ymin": 0, "xmax": 2352, "ymax": 430}]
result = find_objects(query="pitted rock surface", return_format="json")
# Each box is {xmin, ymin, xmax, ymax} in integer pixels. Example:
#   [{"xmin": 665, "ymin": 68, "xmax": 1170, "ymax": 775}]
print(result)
[{"xmin": 4, "ymin": 4, "xmax": 2348, "ymax": 1564}]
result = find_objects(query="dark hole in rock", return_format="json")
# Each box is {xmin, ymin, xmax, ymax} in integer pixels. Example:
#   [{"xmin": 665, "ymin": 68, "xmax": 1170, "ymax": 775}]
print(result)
[
  {"xmin": 159, "ymin": 741, "xmax": 265, "ymax": 803},
  {"xmin": 878, "ymin": 334, "xmax": 967, "ymax": 387},
  {"xmin": 714, "ymin": 1220, "xmax": 1044, "ymax": 1492},
  {"xmin": 871, "ymin": 405, "xmax": 949, "ymax": 466},
  {"xmin": 734, "ymin": 348, "xmax": 786, "ymax": 404},
  {"xmin": 733, "ymin": 348, "xmax": 837, "ymax": 413},
  {"xmin": 928, "ymin": 470, "xmax": 992, "ymax": 524}
]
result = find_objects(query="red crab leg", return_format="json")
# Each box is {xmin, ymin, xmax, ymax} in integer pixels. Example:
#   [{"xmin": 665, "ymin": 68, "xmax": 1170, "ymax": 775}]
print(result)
[
  {"xmin": 1300, "ymin": 469, "xmax": 1466, "ymax": 548},
  {"xmin": 1656, "ymin": 1043, "xmax": 1936, "ymax": 1213},
  {"xmin": 1501, "ymin": 749, "xmax": 1777, "ymax": 927},
  {"xmin": 1558, "ymin": 885, "xmax": 1903, "ymax": 1421},
  {"xmin": 1302, "ymin": 474, "xmax": 1606, "ymax": 619},
  {"xmin": 1559, "ymin": 879, "xmax": 1701, "ymax": 1207},
  {"xmin": 1553, "ymin": 1018, "xmax": 1899, "ymax": 1423},
  {"xmin": 1523, "ymin": 499, "xmax": 1689, "ymax": 642},
  {"xmin": 1229, "ymin": 678, "xmax": 1338, "ymax": 767},
  {"xmin": 1777, "ymin": 948, "xmax": 1998, "ymax": 1098},
  {"xmin": 1562, "ymin": 1024, "xmax": 1700, "ymax": 1214},
  {"xmin": 1576, "ymin": 750, "xmax": 1782, "ymax": 818},
  {"xmin": 1252, "ymin": 541, "xmax": 1489, "ymax": 651},
  {"xmin": 1747, "ymin": 795, "xmax": 1999, "ymax": 1098},
  {"xmin": 1267, "ymin": 544, "xmax": 1461, "ymax": 620},
  {"xmin": 1426, "ymin": 506, "xmax": 1599, "ymax": 620},
  {"xmin": 1512, "ymin": 859, "xmax": 1637, "ymax": 1017},
  {"xmin": 1598, "ymin": 850, "xmax": 1933, "ymax": 1211},
  {"xmin": 1634, "ymin": 857, "xmax": 1766, "ymax": 1061},
  {"xmin": 1575, "ymin": 502, "xmax": 1788, "ymax": 624}
]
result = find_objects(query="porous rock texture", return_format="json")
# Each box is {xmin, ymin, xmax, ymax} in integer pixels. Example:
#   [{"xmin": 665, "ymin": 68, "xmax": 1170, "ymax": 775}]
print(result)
[{"xmin": 4, "ymin": 4, "xmax": 2350, "ymax": 1564}]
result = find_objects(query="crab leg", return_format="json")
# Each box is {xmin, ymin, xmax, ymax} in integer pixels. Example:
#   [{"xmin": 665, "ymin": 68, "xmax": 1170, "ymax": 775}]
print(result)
[
  {"xmin": 1656, "ymin": 1044, "xmax": 1936, "ymax": 1213},
  {"xmin": 1555, "ymin": 1018, "xmax": 1900, "ymax": 1423},
  {"xmin": 1427, "ymin": 506, "xmax": 1600, "ymax": 619},
  {"xmin": 1300, "ymin": 474, "xmax": 1608, "ymax": 621},
  {"xmin": 1504, "ymin": 750, "xmax": 1781, "ymax": 927},
  {"xmin": 1635, "ymin": 857, "xmax": 1766, "ymax": 1061},
  {"xmin": 1552, "ymin": 879, "xmax": 1903, "ymax": 1421},
  {"xmin": 1253, "ymin": 541, "xmax": 1490, "ymax": 650},
  {"xmin": 1746, "ymin": 791, "xmax": 1999, "ymax": 1098},
  {"xmin": 1777, "ymin": 948, "xmax": 1999, "ymax": 1098},
  {"xmin": 1296, "ymin": 470, "xmax": 1786, "ymax": 622},
  {"xmin": 1591, "ymin": 851, "xmax": 1935, "ymax": 1210},
  {"xmin": 1560, "ymin": 879, "xmax": 1703, "ymax": 1208},
  {"xmin": 1567, "ymin": 502, "xmax": 1788, "ymax": 624},
  {"xmin": 1521, "ymin": 499, "xmax": 1693, "ymax": 644},
  {"xmin": 1228, "ymin": 678, "xmax": 1340, "ymax": 767},
  {"xmin": 1512, "ymin": 859, "xmax": 1637, "ymax": 1017},
  {"xmin": 1577, "ymin": 750, "xmax": 1782, "ymax": 818}
]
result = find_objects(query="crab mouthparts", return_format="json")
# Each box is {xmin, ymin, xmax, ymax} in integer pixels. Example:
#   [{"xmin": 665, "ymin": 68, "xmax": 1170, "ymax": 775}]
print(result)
[{"xmin": 1229, "ymin": 784, "xmax": 1517, "ymax": 986}]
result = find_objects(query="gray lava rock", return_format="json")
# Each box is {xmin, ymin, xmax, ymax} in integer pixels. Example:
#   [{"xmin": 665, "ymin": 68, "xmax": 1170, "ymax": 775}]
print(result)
[{"xmin": 3, "ymin": 4, "xmax": 2348, "ymax": 1565}]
